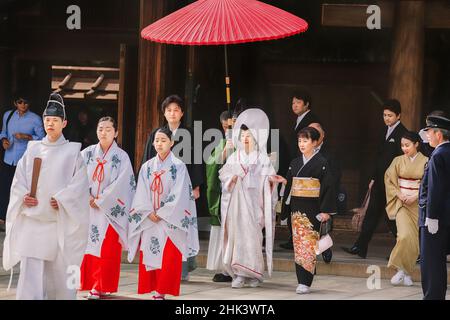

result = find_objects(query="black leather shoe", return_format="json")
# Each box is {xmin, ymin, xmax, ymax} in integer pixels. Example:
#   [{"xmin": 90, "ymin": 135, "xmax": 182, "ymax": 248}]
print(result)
[
  {"xmin": 342, "ymin": 245, "xmax": 367, "ymax": 259},
  {"xmin": 280, "ymin": 241, "xmax": 294, "ymax": 250},
  {"xmin": 322, "ymin": 248, "xmax": 332, "ymax": 263},
  {"xmin": 212, "ymin": 273, "xmax": 232, "ymax": 282}
]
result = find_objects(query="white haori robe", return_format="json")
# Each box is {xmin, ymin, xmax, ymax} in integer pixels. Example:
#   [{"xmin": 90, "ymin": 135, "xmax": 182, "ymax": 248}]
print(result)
[
  {"xmin": 128, "ymin": 152, "xmax": 199, "ymax": 271},
  {"xmin": 81, "ymin": 141, "xmax": 136, "ymax": 257},
  {"xmin": 2, "ymin": 135, "xmax": 90, "ymax": 279},
  {"xmin": 219, "ymin": 149, "xmax": 278, "ymax": 281}
]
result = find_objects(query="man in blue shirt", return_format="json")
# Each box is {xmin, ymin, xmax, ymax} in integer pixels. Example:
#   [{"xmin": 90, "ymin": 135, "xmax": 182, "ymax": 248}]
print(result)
[{"xmin": 0, "ymin": 94, "xmax": 45, "ymax": 227}]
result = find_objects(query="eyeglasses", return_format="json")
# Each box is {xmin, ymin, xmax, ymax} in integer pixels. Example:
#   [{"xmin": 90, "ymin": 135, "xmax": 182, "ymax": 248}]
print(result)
[{"xmin": 15, "ymin": 99, "xmax": 29, "ymax": 105}]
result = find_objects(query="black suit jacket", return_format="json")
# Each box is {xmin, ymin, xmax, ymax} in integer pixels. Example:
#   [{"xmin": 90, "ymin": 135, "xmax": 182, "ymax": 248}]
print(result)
[
  {"xmin": 141, "ymin": 124, "xmax": 204, "ymax": 189},
  {"xmin": 294, "ymin": 111, "xmax": 320, "ymax": 137},
  {"xmin": 371, "ymin": 122, "xmax": 408, "ymax": 183},
  {"xmin": 318, "ymin": 143, "xmax": 342, "ymax": 190},
  {"xmin": 290, "ymin": 111, "xmax": 320, "ymax": 158}
]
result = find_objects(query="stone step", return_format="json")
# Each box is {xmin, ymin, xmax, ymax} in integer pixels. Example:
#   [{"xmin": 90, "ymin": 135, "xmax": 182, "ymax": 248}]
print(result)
[
  {"xmin": 122, "ymin": 240, "xmax": 450, "ymax": 285},
  {"xmin": 123, "ymin": 252, "xmax": 450, "ymax": 285}
]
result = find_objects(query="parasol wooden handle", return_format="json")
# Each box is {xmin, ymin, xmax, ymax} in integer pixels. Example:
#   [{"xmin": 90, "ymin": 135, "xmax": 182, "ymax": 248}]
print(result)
[{"xmin": 30, "ymin": 157, "xmax": 42, "ymax": 198}]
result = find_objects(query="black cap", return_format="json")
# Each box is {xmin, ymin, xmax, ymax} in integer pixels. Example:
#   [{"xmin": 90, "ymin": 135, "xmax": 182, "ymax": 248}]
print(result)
[
  {"xmin": 423, "ymin": 115, "xmax": 450, "ymax": 131},
  {"xmin": 43, "ymin": 93, "xmax": 66, "ymax": 120}
]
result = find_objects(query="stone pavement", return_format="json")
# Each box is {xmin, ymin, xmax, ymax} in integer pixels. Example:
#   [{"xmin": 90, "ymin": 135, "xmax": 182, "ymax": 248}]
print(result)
[
  {"xmin": 0, "ymin": 231, "xmax": 449, "ymax": 300},
  {"xmin": 1, "ymin": 263, "xmax": 448, "ymax": 300}
]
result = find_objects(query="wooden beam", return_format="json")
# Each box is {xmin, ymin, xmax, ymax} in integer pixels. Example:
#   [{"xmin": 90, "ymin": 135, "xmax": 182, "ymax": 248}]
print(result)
[
  {"xmin": 59, "ymin": 92, "xmax": 118, "ymax": 100},
  {"xmin": 425, "ymin": 1, "xmax": 450, "ymax": 29},
  {"xmin": 322, "ymin": 1, "xmax": 450, "ymax": 29},
  {"xmin": 51, "ymin": 79, "xmax": 119, "ymax": 92},
  {"xmin": 322, "ymin": 2, "xmax": 394, "ymax": 28},
  {"xmin": 388, "ymin": 1, "xmax": 425, "ymax": 131},
  {"xmin": 135, "ymin": 0, "xmax": 167, "ymax": 170},
  {"xmin": 52, "ymin": 66, "xmax": 120, "ymax": 72}
]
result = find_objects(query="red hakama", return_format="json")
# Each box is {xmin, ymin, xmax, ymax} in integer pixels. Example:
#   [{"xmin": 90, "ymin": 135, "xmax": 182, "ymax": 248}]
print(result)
[
  {"xmin": 80, "ymin": 225, "xmax": 122, "ymax": 293},
  {"xmin": 138, "ymin": 238, "xmax": 182, "ymax": 296}
]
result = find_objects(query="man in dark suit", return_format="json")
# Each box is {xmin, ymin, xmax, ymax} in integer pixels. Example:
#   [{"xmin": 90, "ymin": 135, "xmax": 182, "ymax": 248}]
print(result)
[
  {"xmin": 343, "ymin": 99, "xmax": 408, "ymax": 258},
  {"xmin": 280, "ymin": 91, "xmax": 320, "ymax": 250},
  {"xmin": 142, "ymin": 95, "xmax": 204, "ymax": 191},
  {"xmin": 419, "ymin": 115, "xmax": 450, "ymax": 300}
]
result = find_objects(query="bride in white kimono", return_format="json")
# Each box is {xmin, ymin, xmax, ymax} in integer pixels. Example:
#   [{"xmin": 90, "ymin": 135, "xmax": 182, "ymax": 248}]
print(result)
[
  {"xmin": 128, "ymin": 127, "xmax": 199, "ymax": 299},
  {"xmin": 219, "ymin": 108, "xmax": 285, "ymax": 288}
]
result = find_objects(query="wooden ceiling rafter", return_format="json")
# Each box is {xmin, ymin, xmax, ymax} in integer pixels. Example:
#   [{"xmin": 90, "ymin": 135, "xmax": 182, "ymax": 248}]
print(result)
[{"xmin": 51, "ymin": 65, "xmax": 119, "ymax": 101}]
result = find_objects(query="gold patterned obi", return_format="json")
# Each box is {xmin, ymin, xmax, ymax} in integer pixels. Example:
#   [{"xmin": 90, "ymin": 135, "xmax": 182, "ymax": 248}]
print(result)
[
  {"xmin": 398, "ymin": 176, "xmax": 421, "ymax": 197},
  {"xmin": 291, "ymin": 177, "xmax": 321, "ymax": 198}
]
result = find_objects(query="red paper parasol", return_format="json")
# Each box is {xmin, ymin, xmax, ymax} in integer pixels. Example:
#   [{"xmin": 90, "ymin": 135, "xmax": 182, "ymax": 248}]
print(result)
[{"xmin": 141, "ymin": 0, "xmax": 308, "ymax": 119}]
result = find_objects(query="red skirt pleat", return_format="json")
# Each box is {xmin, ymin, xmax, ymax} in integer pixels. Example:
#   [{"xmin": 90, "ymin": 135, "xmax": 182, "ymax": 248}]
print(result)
[
  {"xmin": 80, "ymin": 225, "xmax": 122, "ymax": 293},
  {"xmin": 138, "ymin": 238, "xmax": 182, "ymax": 296}
]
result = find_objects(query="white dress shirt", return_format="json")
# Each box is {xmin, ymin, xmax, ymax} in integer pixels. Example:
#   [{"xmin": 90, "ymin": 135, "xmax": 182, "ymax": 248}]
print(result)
[{"xmin": 386, "ymin": 120, "xmax": 401, "ymax": 140}]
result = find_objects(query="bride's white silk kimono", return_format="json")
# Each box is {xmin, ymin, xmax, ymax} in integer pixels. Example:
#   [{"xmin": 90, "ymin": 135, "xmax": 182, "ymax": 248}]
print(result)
[
  {"xmin": 219, "ymin": 149, "xmax": 278, "ymax": 281},
  {"xmin": 128, "ymin": 152, "xmax": 199, "ymax": 271}
]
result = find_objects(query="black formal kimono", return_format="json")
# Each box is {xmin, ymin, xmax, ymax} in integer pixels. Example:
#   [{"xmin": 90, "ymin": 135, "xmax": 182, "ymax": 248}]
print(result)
[
  {"xmin": 317, "ymin": 143, "xmax": 343, "ymax": 212},
  {"xmin": 280, "ymin": 111, "xmax": 320, "ymax": 248},
  {"xmin": 354, "ymin": 121, "xmax": 408, "ymax": 256},
  {"xmin": 281, "ymin": 152, "xmax": 336, "ymax": 287},
  {"xmin": 419, "ymin": 142, "xmax": 450, "ymax": 300}
]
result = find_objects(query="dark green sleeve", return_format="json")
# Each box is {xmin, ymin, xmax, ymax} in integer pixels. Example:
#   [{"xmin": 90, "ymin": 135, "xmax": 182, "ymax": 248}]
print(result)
[{"xmin": 205, "ymin": 140, "xmax": 226, "ymax": 226}]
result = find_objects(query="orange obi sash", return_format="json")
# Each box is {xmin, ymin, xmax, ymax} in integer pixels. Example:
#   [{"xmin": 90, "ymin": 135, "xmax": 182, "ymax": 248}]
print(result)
[{"xmin": 291, "ymin": 177, "xmax": 320, "ymax": 198}]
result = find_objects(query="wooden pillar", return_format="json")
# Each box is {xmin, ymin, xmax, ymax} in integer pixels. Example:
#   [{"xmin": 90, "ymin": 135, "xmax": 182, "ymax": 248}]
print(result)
[
  {"xmin": 388, "ymin": 1, "xmax": 425, "ymax": 131},
  {"xmin": 184, "ymin": 46, "xmax": 196, "ymax": 127},
  {"xmin": 135, "ymin": 0, "xmax": 167, "ymax": 169},
  {"xmin": 118, "ymin": 44, "xmax": 138, "ymax": 165},
  {"xmin": 0, "ymin": 49, "xmax": 12, "ymax": 110}
]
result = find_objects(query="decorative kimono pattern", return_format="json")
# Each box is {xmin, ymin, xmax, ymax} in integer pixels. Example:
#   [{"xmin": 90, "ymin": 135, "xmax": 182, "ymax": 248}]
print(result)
[{"xmin": 292, "ymin": 212, "xmax": 319, "ymax": 274}]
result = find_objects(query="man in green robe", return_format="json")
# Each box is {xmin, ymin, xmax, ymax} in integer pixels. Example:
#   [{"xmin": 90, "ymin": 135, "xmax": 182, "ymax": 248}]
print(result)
[{"xmin": 205, "ymin": 111, "xmax": 234, "ymax": 282}]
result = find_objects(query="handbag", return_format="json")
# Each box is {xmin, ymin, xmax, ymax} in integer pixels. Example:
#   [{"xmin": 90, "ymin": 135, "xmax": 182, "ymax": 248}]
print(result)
[
  {"xmin": 351, "ymin": 185, "xmax": 372, "ymax": 232},
  {"xmin": 315, "ymin": 221, "xmax": 333, "ymax": 255}
]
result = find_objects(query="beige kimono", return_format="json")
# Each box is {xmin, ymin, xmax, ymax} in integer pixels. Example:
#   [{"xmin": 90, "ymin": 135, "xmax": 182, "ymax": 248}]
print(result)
[{"xmin": 385, "ymin": 152, "xmax": 428, "ymax": 275}]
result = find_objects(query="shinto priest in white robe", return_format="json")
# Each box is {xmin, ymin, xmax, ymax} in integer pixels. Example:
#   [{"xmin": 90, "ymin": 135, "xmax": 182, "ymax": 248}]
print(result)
[
  {"xmin": 127, "ymin": 152, "xmax": 199, "ymax": 271},
  {"xmin": 81, "ymin": 141, "xmax": 136, "ymax": 257},
  {"xmin": 2, "ymin": 135, "xmax": 90, "ymax": 298},
  {"xmin": 219, "ymin": 108, "xmax": 279, "ymax": 281}
]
